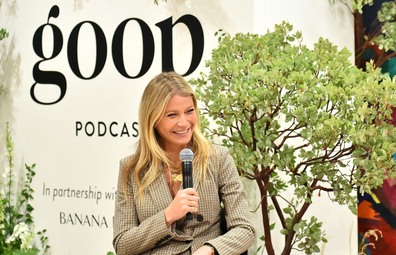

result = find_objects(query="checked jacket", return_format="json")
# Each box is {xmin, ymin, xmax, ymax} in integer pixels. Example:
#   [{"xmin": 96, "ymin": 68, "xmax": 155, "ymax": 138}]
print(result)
[{"xmin": 113, "ymin": 145, "xmax": 256, "ymax": 255}]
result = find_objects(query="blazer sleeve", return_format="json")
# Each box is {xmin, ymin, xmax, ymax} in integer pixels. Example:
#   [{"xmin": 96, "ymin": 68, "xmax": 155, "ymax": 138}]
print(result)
[
  {"xmin": 206, "ymin": 146, "xmax": 256, "ymax": 254},
  {"xmin": 112, "ymin": 158, "xmax": 175, "ymax": 255}
]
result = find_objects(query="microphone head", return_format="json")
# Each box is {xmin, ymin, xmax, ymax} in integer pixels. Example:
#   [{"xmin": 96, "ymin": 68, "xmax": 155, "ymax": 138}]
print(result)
[{"xmin": 179, "ymin": 148, "xmax": 194, "ymax": 162}]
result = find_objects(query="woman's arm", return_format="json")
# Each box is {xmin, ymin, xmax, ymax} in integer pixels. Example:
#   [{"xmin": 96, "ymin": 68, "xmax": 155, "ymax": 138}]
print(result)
[
  {"xmin": 205, "ymin": 146, "xmax": 256, "ymax": 254},
  {"xmin": 113, "ymin": 159, "xmax": 174, "ymax": 255}
]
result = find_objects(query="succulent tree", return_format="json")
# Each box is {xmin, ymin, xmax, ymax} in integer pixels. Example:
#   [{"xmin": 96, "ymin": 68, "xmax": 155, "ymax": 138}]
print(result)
[
  {"xmin": 351, "ymin": 0, "xmax": 396, "ymax": 68},
  {"xmin": 190, "ymin": 21, "xmax": 396, "ymax": 255}
]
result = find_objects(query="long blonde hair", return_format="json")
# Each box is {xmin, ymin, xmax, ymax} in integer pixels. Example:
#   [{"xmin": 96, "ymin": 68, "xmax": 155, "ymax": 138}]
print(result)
[{"xmin": 122, "ymin": 72, "xmax": 213, "ymax": 198}]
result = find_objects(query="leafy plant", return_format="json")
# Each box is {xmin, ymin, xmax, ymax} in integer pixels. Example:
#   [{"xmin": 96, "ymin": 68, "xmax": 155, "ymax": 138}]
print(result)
[
  {"xmin": 0, "ymin": 28, "xmax": 8, "ymax": 96},
  {"xmin": 154, "ymin": 0, "xmax": 167, "ymax": 5},
  {"xmin": 190, "ymin": 21, "xmax": 396, "ymax": 255},
  {"xmin": 350, "ymin": 0, "xmax": 396, "ymax": 68},
  {"xmin": 0, "ymin": 28, "xmax": 8, "ymax": 41},
  {"xmin": 0, "ymin": 122, "xmax": 50, "ymax": 254}
]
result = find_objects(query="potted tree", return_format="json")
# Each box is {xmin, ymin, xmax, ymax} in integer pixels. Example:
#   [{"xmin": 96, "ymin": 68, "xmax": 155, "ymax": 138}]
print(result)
[{"xmin": 190, "ymin": 21, "xmax": 396, "ymax": 254}]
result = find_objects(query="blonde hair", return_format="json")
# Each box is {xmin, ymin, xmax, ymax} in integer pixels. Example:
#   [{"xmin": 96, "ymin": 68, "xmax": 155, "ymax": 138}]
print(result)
[{"xmin": 122, "ymin": 72, "xmax": 213, "ymax": 198}]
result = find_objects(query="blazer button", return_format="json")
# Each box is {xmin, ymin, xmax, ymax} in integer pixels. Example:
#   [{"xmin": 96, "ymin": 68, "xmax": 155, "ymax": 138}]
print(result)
[{"xmin": 197, "ymin": 214, "xmax": 204, "ymax": 222}]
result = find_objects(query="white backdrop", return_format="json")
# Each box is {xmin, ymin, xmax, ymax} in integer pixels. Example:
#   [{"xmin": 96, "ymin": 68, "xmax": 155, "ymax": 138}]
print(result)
[{"xmin": 0, "ymin": 0, "xmax": 355, "ymax": 254}]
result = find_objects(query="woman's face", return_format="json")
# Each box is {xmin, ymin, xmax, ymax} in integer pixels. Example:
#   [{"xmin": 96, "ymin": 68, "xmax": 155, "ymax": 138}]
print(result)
[{"xmin": 155, "ymin": 95, "xmax": 197, "ymax": 153}]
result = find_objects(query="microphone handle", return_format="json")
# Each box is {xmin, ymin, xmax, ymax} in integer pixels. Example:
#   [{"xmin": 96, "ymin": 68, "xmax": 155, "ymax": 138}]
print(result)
[
  {"xmin": 182, "ymin": 161, "xmax": 193, "ymax": 189},
  {"xmin": 182, "ymin": 161, "xmax": 193, "ymax": 220}
]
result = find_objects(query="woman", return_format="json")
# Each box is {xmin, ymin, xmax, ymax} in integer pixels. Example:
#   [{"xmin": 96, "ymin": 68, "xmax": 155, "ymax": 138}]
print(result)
[{"xmin": 113, "ymin": 72, "xmax": 255, "ymax": 255}]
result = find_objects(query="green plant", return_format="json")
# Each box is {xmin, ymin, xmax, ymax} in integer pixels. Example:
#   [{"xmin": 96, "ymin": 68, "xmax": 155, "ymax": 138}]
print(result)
[
  {"xmin": 0, "ymin": 28, "xmax": 8, "ymax": 96},
  {"xmin": 0, "ymin": 28, "xmax": 8, "ymax": 41},
  {"xmin": 154, "ymin": 0, "xmax": 167, "ymax": 5},
  {"xmin": 191, "ymin": 21, "xmax": 396, "ymax": 255},
  {"xmin": 0, "ymin": 122, "xmax": 50, "ymax": 255},
  {"xmin": 347, "ymin": 0, "xmax": 396, "ymax": 68}
]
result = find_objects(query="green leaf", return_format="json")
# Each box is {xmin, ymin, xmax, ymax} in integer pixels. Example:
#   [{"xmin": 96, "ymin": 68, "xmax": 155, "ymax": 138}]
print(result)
[
  {"xmin": 348, "ymin": 205, "xmax": 357, "ymax": 215},
  {"xmin": 280, "ymin": 229, "xmax": 289, "ymax": 235},
  {"xmin": 283, "ymin": 207, "xmax": 292, "ymax": 214}
]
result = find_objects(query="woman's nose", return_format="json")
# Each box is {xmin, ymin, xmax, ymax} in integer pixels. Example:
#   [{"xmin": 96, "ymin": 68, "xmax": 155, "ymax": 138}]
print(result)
[{"xmin": 177, "ymin": 115, "xmax": 187, "ymax": 125}]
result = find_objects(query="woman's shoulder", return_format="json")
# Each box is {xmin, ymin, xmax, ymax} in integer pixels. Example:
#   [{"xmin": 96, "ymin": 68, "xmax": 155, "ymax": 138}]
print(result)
[
  {"xmin": 119, "ymin": 154, "xmax": 134, "ymax": 168},
  {"xmin": 209, "ymin": 144, "xmax": 230, "ymax": 160},
  {"xmin": 211, "ymin": 144, "xmax": 229, "ymax": 153}
]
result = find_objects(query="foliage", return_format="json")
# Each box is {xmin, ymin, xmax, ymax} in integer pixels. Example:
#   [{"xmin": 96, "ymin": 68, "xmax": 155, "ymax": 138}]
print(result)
[
  {"xmin": 350, "ymin": 0, "xmax": 396, "ymax": 68},
  {"xmin": 154, "ymin": 0, "xmax": 167, "ymax": 5},
  {"xmin": 190, "ymin": 21, "xmax": 396, "ymax": 255},
  {"xmin": 0, "ymin": 28, "xmax": 8, "ymax": 41},
  {"xmin": 0, "ymin": 123, "xmax": 50, "ymax": 255},
  {"xmin": 0, "ymin": 28, "xmax": 8, "ymax": 96},
  {"xmin": 351, "ymin": 0, "xmax": 374, "ymax": 14}
]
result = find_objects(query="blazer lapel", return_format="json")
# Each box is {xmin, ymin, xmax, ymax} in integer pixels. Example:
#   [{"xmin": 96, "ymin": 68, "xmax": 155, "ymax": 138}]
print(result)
[{"xmin": 193, "ymin": 167, "xmax": 201, "ymax": 192}]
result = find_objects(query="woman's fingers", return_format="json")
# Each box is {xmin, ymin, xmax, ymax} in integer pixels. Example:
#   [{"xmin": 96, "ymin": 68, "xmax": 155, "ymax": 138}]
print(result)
[
  {"xmin": 176, "ymin": 189, "xmax": 199, "ymax": 213},
  {"xmin": 165, "ymin": 188, "xmax": 200, "ymax": 226},
  {"xmin": 182, "ymin": 187, "xmax": 199, "ymax": 197}
]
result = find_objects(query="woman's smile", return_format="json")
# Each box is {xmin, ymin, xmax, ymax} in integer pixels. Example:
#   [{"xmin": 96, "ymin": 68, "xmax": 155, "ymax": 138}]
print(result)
[{"xmin": 155, "ymin": 95, "xmax": 197, "ymax": 152}]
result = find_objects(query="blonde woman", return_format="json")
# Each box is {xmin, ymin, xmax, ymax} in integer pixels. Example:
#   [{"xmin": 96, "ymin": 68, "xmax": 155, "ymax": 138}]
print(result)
[{"xmin": 113, "ymin": 72, "xmax": 255, "ymax": 255}]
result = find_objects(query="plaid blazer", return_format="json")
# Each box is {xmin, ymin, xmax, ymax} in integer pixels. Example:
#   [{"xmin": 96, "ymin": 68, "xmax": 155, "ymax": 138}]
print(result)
[{"xmin": 113, "ymin": 145, "xmax": 255, "ymax": 255}]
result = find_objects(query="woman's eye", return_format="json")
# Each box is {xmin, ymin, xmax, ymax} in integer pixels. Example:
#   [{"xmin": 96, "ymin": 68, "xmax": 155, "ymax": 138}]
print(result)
[
  {"xmin": 167, "ymin": 113, "xmax": 176, "ymax": 117},
  {"xmin": 187, "ymin": 109, "xmax": 195, "ymax": 113}
]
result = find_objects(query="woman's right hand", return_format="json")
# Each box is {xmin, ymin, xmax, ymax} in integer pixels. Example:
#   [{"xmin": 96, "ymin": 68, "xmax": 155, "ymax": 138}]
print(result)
[{"xmin": 164, "ymin": 188, "xmax": 199, "ymax": 227}]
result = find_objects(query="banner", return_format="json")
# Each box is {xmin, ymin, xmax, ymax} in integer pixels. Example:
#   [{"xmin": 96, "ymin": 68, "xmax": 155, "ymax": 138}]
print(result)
[{"xmin": 0, "ymin": 1, "xmax": 355, "ymax": 254}]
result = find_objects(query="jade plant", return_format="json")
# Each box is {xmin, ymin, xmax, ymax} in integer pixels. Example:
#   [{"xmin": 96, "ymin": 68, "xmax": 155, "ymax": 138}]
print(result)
[
  {"xmin": 350, "ymin": 0, "xmax": 396, "ymax": 68},
  {"xmin": 191, "ymin": 21, "xmax": 396, "ymax": 255}
]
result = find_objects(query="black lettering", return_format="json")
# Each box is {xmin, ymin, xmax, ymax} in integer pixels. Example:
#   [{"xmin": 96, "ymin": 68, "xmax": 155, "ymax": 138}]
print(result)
[
  {"xmin": 68, "ymin": 21, "xmax": 107, "ymax": 79},
  {"xmin": 132, "ymin": 121, "xmax": 139, "ymax": 137},
  {"xmin": 110, "ymin": 122, "xmax": 118, "ymax": 137},
  {"xmin": 85, "ymin": 122, "xmax": 95, "ymax": 136},
  {"xmin": 75, "ymin": 214, "xmax": 83, "ymax": 225},
  {"xmin": 112, "ymin": 18, "xmax": 154, "ymax": 78},
  {"xmin": 60, "ymin": 212, "xmax": 66, "ymax": 224},
  {"xmin": 92, "ymin": 215, "xmax": 100, "ymax": 226},
  {"xmin": 76, "ymin": 121, "xmax": 82, "ymax": 136},
  {"xmin": 53, "ymin": 188, "xmax": 58, "ymax": 201},
  {"xmin": 98, "ymin": 121, "xmax": 107, "ymax": 136},
  {"xmin": 120, "ymin": 122, "xmax": 130, "ymax": 137},
  {"xmin": 96, "ymin": 191, "xmax": 102, "ymax": 204},
  {"xmin": 67, "ymin": 214, "xmax": 74, "ymax": 225},
  {"xmin": 155, "ymin": 15, "xmax": 204, "ymax": 76},
  {"xmin": 101, "ymin": 217, "xmax": 108, "ymax": 228},
  {"xmin": 84, "ymin": 215, "xmax": 91, "ymax": 226},
  {"xmin": 31, "ymin": 5, "xmax": 67, "ymax": 105}
]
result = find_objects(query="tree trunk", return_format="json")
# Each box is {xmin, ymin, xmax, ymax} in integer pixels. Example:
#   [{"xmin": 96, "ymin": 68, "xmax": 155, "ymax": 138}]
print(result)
[{"xmin": 257, "ymin": 175, "xmax": 275, "ymax": 255}]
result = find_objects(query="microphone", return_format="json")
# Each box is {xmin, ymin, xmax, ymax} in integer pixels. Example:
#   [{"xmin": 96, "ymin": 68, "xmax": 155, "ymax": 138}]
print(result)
[{"xmin": 179, "ymin": 148, "xmax": 194, "ymax": 220}]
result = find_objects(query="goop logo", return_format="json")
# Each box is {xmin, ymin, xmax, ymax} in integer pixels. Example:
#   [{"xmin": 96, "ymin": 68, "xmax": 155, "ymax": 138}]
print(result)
[{"xmin": 31, "ymin": 5, "xmax": 204, "ymax": 105}]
